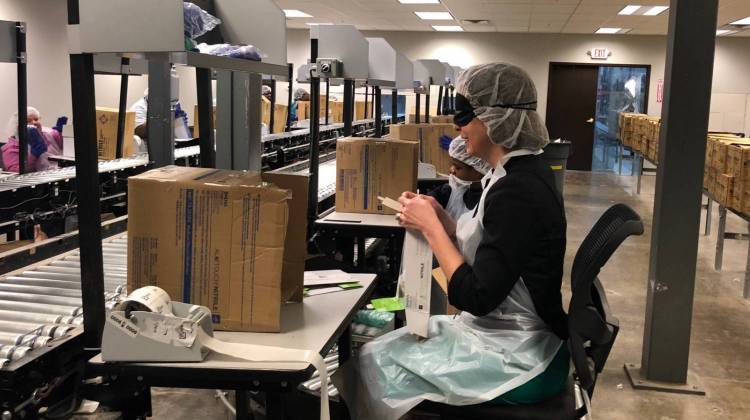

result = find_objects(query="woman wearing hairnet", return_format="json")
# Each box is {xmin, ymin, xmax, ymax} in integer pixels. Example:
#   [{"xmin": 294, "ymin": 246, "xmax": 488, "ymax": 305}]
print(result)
[
  {"xmin": 290, "ymin": 88, "xmax": 310, "ymax": 122},
  {"xmin": 337, "ymin": 64, "xmax": 568, "ymax": 420},
  {"xmin": 426, "ymin": 136, "xmax": 490, "ymax": 221},
  {"xmin": 2, "ymin": 107, "xmax": 67, "ymax": 173}
]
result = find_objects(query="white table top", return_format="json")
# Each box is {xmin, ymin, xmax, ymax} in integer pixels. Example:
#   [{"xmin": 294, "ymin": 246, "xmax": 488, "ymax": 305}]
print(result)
[
  {"xmin": 90, "ymin": 273, "xmax": 376, "ymax": 372},
  {"xmin": 316, "ymin": 211, "xmax": 402, "ymax": 229}
]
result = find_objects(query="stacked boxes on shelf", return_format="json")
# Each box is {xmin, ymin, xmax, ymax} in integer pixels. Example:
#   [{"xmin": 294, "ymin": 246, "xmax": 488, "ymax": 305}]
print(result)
[
  {"xmin": 708, "ymin": 134, "xmax": 750, "ymax": 212},
  {"xmin": 618, "ymin": 113, "xmax": 661, "ymax": 161}
]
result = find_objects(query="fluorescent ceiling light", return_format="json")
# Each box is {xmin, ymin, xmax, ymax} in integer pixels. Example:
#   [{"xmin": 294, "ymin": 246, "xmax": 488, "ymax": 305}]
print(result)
[
  {"xmin": 730, "ymin": 17, "xmax": 750, "ymax": 25},
  {"xmin": 716, "ymin": 29, "xmax": 735, "ymax": 36},
  {"xmin": 415, "ymin": 12, "xmax": 454, "ymax": 20},
  {"xmin": 596, "ymin": 27, "xmax": 623, "ymax": 34},
  {"xmin": 283, "ymin": 9, "xmax": 312, "ymax": 18},
  {"xmin": 618, "ymin": 5, "xmax": 641, "ymax": 15},
  {"xmin": 399, "ymin": 0, "xmax": 440, "ymax": 3},
  {"xmin": 307, "ymin": 22, "xmax": 333, "ymax": 26},
  {"xmin": 643, "ymin": 6, "xmax": 669, "ymax": 16},
  {"xmin": 432, "ymin": 25, "xmax": 463, "ymax": 32}
]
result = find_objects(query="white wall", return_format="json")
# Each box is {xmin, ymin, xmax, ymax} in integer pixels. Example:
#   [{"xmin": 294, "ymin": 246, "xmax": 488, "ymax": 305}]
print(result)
[{"xmin": 0, "ymin": 0, "xmax": 71, "ymax": 137}]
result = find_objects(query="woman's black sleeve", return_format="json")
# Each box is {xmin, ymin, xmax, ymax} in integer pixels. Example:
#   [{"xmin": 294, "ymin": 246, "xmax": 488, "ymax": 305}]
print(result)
[
  {"xmin": 447, "ymin": 177, "xmax": 536, "ymax": 316},
  {"xmin": 425, "ymin": 184, "xmax": 452, "ymax": 209}
]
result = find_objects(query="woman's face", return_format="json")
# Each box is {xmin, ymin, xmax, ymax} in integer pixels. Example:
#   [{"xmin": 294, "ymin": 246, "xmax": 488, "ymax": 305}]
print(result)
[
  {"xmin": 27, "ymin": 114, "xmax": 42, "ymax": 131},
  {"xmin": 459, "ymin": 118, "xmax": 492, "ymax": 160}
]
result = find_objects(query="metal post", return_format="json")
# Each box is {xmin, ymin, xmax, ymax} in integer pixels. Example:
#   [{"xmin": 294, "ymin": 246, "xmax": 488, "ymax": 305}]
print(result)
[
  {"xmin": 196, "ymin": 68, "xmax": 215, "ymax": 168},
  {"xmin": 425, "ymin": 90, "xmax": 431, "ymax": 124},
  {"xmin": 308, "ymin": 75, "xmax": 321, "ymax": 226},
  {"xmin": 715, "ymin": 206, "xmax": 726, "ymax": 271},
  {"xmin": 15, "ymin": 21, "xmax": 27, "ymax": 174},
  {"xmin": 415, "ymin": 94, "xmax": 421, "ymax": 124},
  {"xmin": 325, "ymin": 79, "xmax": 330, "ymax": 126},
  {"xmin": 745, "ymin": 223, "xmax": 750, "ymax": 298},
  {"xmin": 627, "ymin": 0, "xmax": 718, "ymax": 393},
  {"xmin": 391, "ymin": 89, "xmax": 398, "ymax": 124},
  {"xmin": 364, "ymin": 85, "xmax": 369, "ymax": 121},
  {"xmin": 637, "ymin": 153, "xmax": 643, "ymax": 194},
  {"xmin": 269, "ymin": 80, "xmax": 276, "ymax": 134},
  {"xmin": 286, "ymin": 63, "xmax": 293, "ymax": 132},
  {"xmin": 115, "ymin": 57, "xmax": 130, "ymax": 159},
  {"xmin": 343, "ymin": 80, "xmax": 354, "ymax": 137},
  {"xmin": 146, "ymin": 61, "xmax": 174, "ymax": 167},
  {"xmin": 69, "ymin": 51, "xmax": 105, "ymax": 349},
  {"xmin": 241, "ymin": 73, "xmax": 263, "ymax": 171},
  {"xmin": 437, "ymin": 85, "xmax": 443, "ymax": 116},
  {"xmin": 443, "ymin": 85, "xmax": 450, "ymax": 115},
  {"xmin": 374, "ymin": 87, "xmax": 382, "ymax": 138},
  {"xmin": 704, "ymin": 197, "xmax": 712, "ymax": 236},
  {"xmin": 215, "ymin": 70, "xmax": 232, "ymax": 169}
]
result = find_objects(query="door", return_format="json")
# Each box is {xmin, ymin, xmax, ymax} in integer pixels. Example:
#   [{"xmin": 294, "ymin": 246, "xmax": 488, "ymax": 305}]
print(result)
[{"xmin": 546, "ymin": 64, "xmax": 599, "ymax": 171}]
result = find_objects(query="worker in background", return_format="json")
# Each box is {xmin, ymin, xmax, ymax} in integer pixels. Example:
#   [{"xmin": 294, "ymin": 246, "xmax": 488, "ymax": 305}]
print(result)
[
  {"xmin": 339, "ymin": 63, "xmax": 568, "ymax": 419},
  {"xmin": 131, "ymin": 88, "xmax": 190, "ymax": 141},
  {"xmin": 290, "ymin": 87, "xmax": 310, "ymax": 122},
  {"xmin": 2, "ymin": 107, "xmax": 67, "ymax": 173},
  {"xmin": 262, "ymin": 85, "xmax": 272, "ymax": 101},
  {"xmin": 427, "ymin": 136, "xmax": 490, "ymax": 221}
]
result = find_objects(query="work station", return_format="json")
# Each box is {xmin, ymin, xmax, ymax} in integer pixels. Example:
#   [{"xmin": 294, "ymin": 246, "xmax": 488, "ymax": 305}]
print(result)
[{"xmin": 0, "ymin": 0, "xmax": 748, "ymax": 419}]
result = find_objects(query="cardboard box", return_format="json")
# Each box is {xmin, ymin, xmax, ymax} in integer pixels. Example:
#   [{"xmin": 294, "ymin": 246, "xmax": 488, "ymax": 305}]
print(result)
[
  {"xmin": 261, "ymin": 97, "xmax": 289, "ymax": 134},
  {"xmin": 714, "ymin": 141, "xmax": 729, "ymax": 173},
  {"xmin": 127, "ymin": 166, "xmax": 293, "ymax": 332},
  {"xmin": 192, "ymin": 105, "xmax": 217, "ymax": 137},
  {"xmin": 408, "ymin": 114, "xmax": 454, "ymax": 124},
  {"xmin": 401, "ymin": 230, "xmax": 433, "ymax": 338},
  {"xmin": 297, "ymin": 99, "xmax": 344, "ymax": 123},
  {"xmin": 261, "ymin": 171, "xmax": 308, "ymax": 303},
  {"xmin": 431, "ymin": 267, "xmax": 459, "ymax": 316},
  {"xmin": 95, "ymin": 107, "xmax": 137, "ymax": 160},
  {"xmin": 335, "ymin": 137, "xmax": 418, "ymax": 214},
  {"xmin": 390, "ymin": 123, "xmax": 456, "ymax": 174},
  {"xmin": 716, "ymin": 173, "xmax": 734, "ymax": 205}
]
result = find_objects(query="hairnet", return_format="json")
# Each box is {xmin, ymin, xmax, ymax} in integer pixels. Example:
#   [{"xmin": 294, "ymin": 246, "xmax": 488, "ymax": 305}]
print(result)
[
  {"xmin": 294, "ymin": 88, "xmax": 308, "ymax": 101},
  {"xmin": 7, "ymin": 106, "xmax": 40, "ymax": 138},
  {"xmin": 262, "ymin": 85, "xmax": 272, "ymax": 95},
  {"xmin": 455, "ymin": 63, "xmax": 549, "ymax": 151},
  {"xmin": 448, "ymin": 136, "xmax": 491, "ymax": 175}
]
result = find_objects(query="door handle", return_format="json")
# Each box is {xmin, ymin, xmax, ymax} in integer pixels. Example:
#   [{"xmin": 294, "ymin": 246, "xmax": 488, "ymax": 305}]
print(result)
[{"xmin": 586, "ymin": 118, "xmax": 594, "ymax": 123}]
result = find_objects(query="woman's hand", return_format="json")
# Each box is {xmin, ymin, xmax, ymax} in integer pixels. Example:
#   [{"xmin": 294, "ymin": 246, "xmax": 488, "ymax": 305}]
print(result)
[
  {"xmin": 397, "ymin": 194, "xmax": 442, "ymax": 236},
  {"xmin": 400, "ymin": 191, "xmax": 457, "ymax": 237}
]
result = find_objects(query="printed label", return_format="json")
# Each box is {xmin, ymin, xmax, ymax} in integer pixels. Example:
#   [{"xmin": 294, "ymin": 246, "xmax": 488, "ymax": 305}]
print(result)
[{"xmin": 108, "ymin": 313, "xmax": 139, "ymax": 338}]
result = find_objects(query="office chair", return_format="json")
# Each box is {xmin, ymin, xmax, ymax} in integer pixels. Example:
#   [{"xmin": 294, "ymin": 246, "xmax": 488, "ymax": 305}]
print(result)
[{"xmin": 414, "ymin": 203, "xmax": 644, "ymax": 420}]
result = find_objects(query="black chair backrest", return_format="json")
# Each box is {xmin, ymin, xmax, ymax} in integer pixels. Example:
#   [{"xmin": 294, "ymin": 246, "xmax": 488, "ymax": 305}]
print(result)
[{"xmin": 568, "ymin": 204, "xmax": 644, "ymax": 398}]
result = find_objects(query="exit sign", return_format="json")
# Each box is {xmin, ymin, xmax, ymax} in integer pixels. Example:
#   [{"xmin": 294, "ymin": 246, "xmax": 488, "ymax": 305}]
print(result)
[{"xmin": 589, "ymin": 48, "xmax": 612, "ymax": 60}]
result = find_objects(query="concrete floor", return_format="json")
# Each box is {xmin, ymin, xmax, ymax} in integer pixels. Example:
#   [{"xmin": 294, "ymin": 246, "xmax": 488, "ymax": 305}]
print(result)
[{"xmin": 92, "ymin": 170, "xmax": 750, "ymax": 419}]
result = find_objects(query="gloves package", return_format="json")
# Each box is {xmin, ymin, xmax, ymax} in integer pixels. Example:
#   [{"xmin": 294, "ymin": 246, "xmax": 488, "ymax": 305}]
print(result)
[
  {"xmin": 28, "ymin": 127, "xmax": 48, "ymax": 158},
  {"xmin": 196, "ymin": 43, "xmax": 264, "ymax": 62}
]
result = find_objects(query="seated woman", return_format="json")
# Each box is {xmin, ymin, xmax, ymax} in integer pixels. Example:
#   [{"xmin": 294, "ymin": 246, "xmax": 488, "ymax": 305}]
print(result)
[
  {"xmin": 426, "ymin": 136, "xmax": 490, "ymax": 221},
  {"xmin": 2, "ymin": 107, "xmax": 66, "ymax": 173},
  {"xmin": 338, "ymin": 63, "xmax": 568, "ymax": 420}
]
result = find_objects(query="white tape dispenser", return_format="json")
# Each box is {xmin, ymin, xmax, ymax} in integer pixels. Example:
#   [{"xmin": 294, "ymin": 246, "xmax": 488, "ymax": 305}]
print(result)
[{"xmin": 102, "ymin": 286, "xmax": 331, "ymax": 420}]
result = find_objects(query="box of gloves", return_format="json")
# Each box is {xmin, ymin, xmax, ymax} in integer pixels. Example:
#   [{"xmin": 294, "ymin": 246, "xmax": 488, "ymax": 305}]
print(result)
[
  {"xmin": 95, "ymin": 107, "xmax": 137, "ymax": 160},
  {"xmin": 335, "ymin": 137, "xmax": 418, "ymax": 214}
]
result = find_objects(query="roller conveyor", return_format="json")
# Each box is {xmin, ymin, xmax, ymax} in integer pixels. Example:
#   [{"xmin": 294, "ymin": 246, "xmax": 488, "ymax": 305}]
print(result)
[{"xmin": 0, "ymin": 234, "xmax": 127, "ymax": 369}]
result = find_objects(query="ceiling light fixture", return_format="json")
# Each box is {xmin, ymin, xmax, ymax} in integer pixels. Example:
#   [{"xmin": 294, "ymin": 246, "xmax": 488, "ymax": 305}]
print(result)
[
  {"xmin": 643, "ymin": 6, "xmax": 669, "ymax": 16},
  {"xmin": 432, "ymin": 25, "xmax": 463, "ymax": 32},
  {"xmin": 283, "ymin": 9, "xmax": 312, "ymax": 18},
  {"xmin": 730, "ymin": 17, "xmax": 750, "ymax": 25},
  {"xmin": 596, "ymin": 27, "xmax": 624, "ymax": 34},
  {"xmin": 716, "ymin": 29, "xmax": 735, "ymax": 36},
  {"xmin": 306, "ymin": 23, "xmax": 333, "ymax": 26},
  {"xmin": 415, "ymin": 12, "xmax": 454, "ymax": 20},
  {"xmin": 399, "ymin": 0, "xmax": 440, "ymax": 4},
  {"xmin": 618, "ymin": 5, "xmax": 641, "ymax": 16}
]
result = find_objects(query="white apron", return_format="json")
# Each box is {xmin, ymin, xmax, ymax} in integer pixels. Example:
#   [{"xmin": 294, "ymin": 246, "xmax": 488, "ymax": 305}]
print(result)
[{"xmin": 336, "ymin": 150, "xmax": 562, "ymax": 420}]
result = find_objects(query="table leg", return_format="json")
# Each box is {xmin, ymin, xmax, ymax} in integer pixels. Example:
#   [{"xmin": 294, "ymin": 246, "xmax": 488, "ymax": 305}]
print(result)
[
  {"xmin": 338, "ymin": 325, "xmax": 352, "ymax": 364},
  {"xmin": 357, "ymin": 238, "xmax": 366, "ymax": 270},
  {"xmin": 618, "ymin": 143, "xmax": 623, "ymax": 175},
  {"xmin": 265, "ymin": 392, "xmax": 284, "ymax": 420},
  {"xmin": 704, "ymin": 197, "xmax": 712, "ymax": 236},
  {"xmin": 715, "ymin": 206, "xmax": 727, "ymax": 271},
  {"xmin": 636, "ymin": 153, "xmax": 643, "ymax": 195},
  {"xmin": 235, "ymin": 389, "xmax": 249, "ymax": 420},
  {"xmin": 745, "ymin": 223, "xmax": 750, "ymax": 299}
]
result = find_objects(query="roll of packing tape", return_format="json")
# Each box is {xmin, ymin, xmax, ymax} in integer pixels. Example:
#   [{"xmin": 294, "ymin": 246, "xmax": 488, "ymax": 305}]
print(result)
[{"xmin": 121, "ymin": 287, "xmax": 331, "ymax": 420}]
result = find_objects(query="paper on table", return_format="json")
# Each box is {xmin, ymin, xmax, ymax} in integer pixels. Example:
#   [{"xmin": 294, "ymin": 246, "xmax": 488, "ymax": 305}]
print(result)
[
  {"xmin": 304, "ymin": 270, "xmax": 353, "ymax": 286},
  {"xmin": 306, "ymin": 283, "xmax": 362, "ymax": 296}
]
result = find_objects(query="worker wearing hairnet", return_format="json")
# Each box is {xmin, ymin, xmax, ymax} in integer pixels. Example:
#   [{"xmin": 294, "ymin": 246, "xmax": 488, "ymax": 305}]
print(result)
[
  {"xmin": 426, "ymin": 136, "xmax": 490, "ymax": 221},
  {"xmin": 336, "ymin": 63, "xmax": 567, "ymax": 420},
  {"xmin": 290, "ymin": 87, "xmax": 310, "ymax": 123},
  {"xmin": 2, "ymin": 107, "xmax": 66, "ymax": 172}
]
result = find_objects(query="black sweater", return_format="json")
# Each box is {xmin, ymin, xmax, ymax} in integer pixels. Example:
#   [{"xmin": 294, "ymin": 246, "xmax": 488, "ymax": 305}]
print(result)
[
  {"xmin": 447, "ymin": 154, "xmax": 568, "ymax": 340},
  {"xmin": 427, "ymin": 182, "xmax": 483, "ymax": 211}
]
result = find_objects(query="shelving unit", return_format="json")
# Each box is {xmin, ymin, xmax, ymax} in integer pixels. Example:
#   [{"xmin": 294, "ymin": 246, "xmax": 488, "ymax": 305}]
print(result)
[{"xmin": 0, "ymin": 20, "xmax": 28, "ymax": 173}]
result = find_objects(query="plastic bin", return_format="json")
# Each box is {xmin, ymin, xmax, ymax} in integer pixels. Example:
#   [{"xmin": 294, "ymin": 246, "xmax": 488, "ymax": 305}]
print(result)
[{"xmin": 542, "ymin": 140, "xmax": 571, "ymax": 194}]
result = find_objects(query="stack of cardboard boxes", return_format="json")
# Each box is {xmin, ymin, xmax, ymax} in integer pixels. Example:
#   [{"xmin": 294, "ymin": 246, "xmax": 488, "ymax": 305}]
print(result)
[
  {"xmin": 619, "ymin": 113, "xmax": 661, "ymax": 161},
  {"xmin": 705, "ymin": 134, "xmax": 750, "ymax": 212},
  {"xmin": 407, "ymin": 114, "xmax": 454, "ymax": 124},
  {"xmin": 389, "ymin": 123, "xmax": 456, "ymax": 174},
  {"xmin": 95, "ymin": 107, "xmax": 137, "ymax": 160},
  {"xmin": 297, "ymin": 99, "xmax": 344, "ymax": 123},
  {"xmin": 261, "ymin": 97, "xmax": 289, "ymax": 134}
]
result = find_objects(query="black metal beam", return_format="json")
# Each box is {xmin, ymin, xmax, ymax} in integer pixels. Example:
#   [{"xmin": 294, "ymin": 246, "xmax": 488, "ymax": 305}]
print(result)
[
  {"xmin": 269, "ymin": 79, "xmax": 276, "ymax": 134},
  {"xmin": 69, "ymin": 53, "xmax": 105, "ymax": 350},
  {"xmin": 639, "ymin": 0, "xmax": 719, "ymax": 384},
  {"xmin": 443, "ymin": 85, "xmax": 451, "ymax": 115},
  {"xmin": 115, "ymin": 57, "xmax": 130, "ymax": 159},
  {"xmin": 325, "ymin": 80, "xmax": 330, "ymax": 126},
  {"xmin": 374, "ymin": 87, "xmax": 382, "ymax": 138},
  {"xmin": 308, "ymin": 38, "xmax": 321, "ymax": 230},
  {"xmin": 391, "ymin": 89, "xmax": 398, "ymax": 124},
  {"xmin": 415, "ymin": 94, "xmax": 421, "ymax": 124},
  {"xmin": 364, "ymin": 86, "xmax": 369, "ymax": 121},
  {"xmin": 425, "ymin": 91, "xmax": 431, "ymax": 124},
  {"xmin": 196, "ymin": 68, "xmax": 215, "ymax": 168},
  {"xmin": 437, "ymin": 85, "xmax": 443, "ymax": 116},
  {"xmin": 286, "ymin": 63, "xmax": 293, "ymax": 132},
  {"xmin": 15, "ymin": 22, "xmax": 27, "ymax": 174},
  {"xmin": 343, "ymin": 80, "xmax": 354, "ymax": 136}
]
